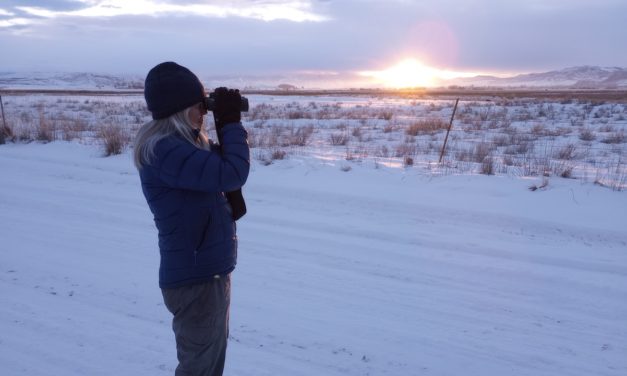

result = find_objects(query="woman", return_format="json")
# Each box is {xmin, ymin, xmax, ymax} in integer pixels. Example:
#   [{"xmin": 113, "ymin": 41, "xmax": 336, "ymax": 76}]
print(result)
[{"xmin": 134, "ymin": 61, "xmax": 250, "ymax": 376}]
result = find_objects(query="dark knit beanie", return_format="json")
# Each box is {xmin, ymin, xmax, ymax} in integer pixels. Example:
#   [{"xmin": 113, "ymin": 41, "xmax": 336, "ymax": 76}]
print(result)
[{"xmin": 144, "ymin": 62, "xmax": 205, "ymax": 120}]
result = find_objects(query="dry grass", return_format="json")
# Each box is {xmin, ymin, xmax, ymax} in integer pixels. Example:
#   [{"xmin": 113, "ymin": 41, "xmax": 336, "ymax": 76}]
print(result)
[
  {"xmin": 601, "ymin": 132, "xmax": 625, "ymax": 144},
  {"xmin": 406, "ymin": 118, "xmax": 449, "ymax": 136},
  {"xmin": 0, "ymin": 123, "xmax": 13, "ymax": 144},
  {"xmin": 288, "ymin": 125, "xmax": 314, "ymax": 146},
  {"xmin": 481, "ymin": 157, "xmax": 495, "ymax": 175},
  {"xmin": 330, "ymin": 132, "xmax": 349, "ymax": 146},
  {"xmin": 556, "ymin": 144, "xmax": 577, "ymax": 160},
  {"xmin": 472, "ymin": 142, "xmax": 494, "ymax": 163},
  {"xmin": 36, "ymin": 106, "xmax": 56, "ymax": 143},
  {"xmin": 99, "ymin": 124, "xmax": 129, "ymax": 156},
  {"xmin": 271, "ymin": 149, "xmax": 287, "ymax": 160},
  {"xmin": 579, "ymin": 128, "xmax": 596, "ymax": 141},
  {"xmin": 1, "ymin": 91, "xmax": 624, "ymax": 187}
]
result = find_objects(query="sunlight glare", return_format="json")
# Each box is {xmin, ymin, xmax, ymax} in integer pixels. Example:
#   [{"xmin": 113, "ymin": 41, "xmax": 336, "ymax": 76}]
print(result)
[{"xmin": 360, "ymin": 58, "xmax": 479, "ymax": 88}]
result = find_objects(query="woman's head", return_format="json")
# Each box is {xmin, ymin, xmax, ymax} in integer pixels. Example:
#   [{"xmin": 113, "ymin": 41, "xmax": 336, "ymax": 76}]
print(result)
[
  {"xmin": 144, "ymin": 61, "xmax": 206, "ymax": 120},
  {"xmin": 134, "ymin": 62, "xmax": 210, "ymax": 169}
]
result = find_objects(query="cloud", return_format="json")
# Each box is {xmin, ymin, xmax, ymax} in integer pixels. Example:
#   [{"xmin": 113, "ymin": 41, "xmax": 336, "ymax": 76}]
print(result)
[
  {"xmin": 0, "ymin": 0, "xmax": 625, "ymax": 75},
  {"xmin": 7, "ymin": 0, "xmax": 329, "ymax": 24},
  {"xmin": 0, "ymin": 18, "xmax": 32, "ymax": 28}
]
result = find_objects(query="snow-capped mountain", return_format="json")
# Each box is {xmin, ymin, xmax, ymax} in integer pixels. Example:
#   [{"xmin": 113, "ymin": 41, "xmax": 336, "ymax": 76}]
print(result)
[{"xmin": 453, "ymin": 66, "xmax": 627, "ymax": 88}]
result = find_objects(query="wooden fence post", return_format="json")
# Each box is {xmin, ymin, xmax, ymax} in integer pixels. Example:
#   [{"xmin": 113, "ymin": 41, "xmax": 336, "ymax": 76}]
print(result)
[
  {"xmin": 439, "ymin": 98, "xmax": 459, "ymax": 164},
  {"xmin": 0, "ymin": 95, "xmax": 6, "ymax": 130}
]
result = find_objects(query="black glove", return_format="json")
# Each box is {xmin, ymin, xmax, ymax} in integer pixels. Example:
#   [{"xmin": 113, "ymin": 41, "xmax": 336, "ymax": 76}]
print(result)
[
  {"xmin": 226, "ymin": 189, "xmax": 247, "ymax": 221},
  {"xmin": 212, "ymin": 87, "xmax": 242, "ymax": 130}
]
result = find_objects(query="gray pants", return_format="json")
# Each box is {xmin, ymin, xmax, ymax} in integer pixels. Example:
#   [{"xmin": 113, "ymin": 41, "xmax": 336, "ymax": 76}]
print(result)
[{"xmin": 162, "ymin": 275, "xmax": 231, "ymax": 376}]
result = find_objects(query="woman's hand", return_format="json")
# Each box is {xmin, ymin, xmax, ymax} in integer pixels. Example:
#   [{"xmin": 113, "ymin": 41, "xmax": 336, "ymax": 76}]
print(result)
[{"xmin": 212, "ymin": 87, "xmax": 242, "ymax": 129}]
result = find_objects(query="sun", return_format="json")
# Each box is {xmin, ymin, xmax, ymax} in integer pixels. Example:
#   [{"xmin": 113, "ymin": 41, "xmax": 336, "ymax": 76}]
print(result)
[
  {"xmin": 360, "ymin": 59, "xmax": 438, "ymax": 88},
  {"xmin": 360, "ymin": 58, "xmax": 479, "ymax": 88}
]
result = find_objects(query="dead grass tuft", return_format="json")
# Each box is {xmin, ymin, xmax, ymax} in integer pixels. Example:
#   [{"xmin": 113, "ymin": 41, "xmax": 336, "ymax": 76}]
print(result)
[
  {"xmin": 406, "ymin": 118, "xmax": 449, "ymax": 136},
  {"xmin": 99, "ymin": 124, "xmax": 129, "ymax": 156},
  {"xmin": 601, "ymin": 132, "xmax": 625, "ymax": 144},
  {"xmin": 329, "ymin": 132, "xmax": 349, "ymax": 146},
  {"xmin": 578, "ymin": 128, "xmax": 596, "ymax": 141},
  {"xmin": 0, "ymin": 123, "xmax": 13, "ymax": 144},
  {"xmin": 556, "ymin": 144, "xmax": 577, "ymax": 160},
  {"xmin": 480, "ymin": 157, "xmax": 495, "ymax": 175}
]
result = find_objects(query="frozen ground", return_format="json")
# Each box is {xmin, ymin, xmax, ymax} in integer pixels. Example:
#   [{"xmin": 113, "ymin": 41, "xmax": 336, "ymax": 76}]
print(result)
[{"xmin": 1, "ymin": 140, "xmax": 626, "ymax": 375}]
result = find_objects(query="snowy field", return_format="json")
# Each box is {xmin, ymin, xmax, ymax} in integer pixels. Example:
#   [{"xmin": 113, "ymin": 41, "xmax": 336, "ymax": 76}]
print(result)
[
  {"xmin": 1, "ymin": 134, "xmax": 627, "ymax": 375},
  {"xmin": 1, "ymin": 93, "xmax": 625, "ymax": 188}
]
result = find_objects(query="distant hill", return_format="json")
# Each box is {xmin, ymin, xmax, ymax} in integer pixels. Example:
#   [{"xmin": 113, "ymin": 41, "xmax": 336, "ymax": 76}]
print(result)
[
  {"xmin": 0, "ymin": 72, "xmax": 144, "ymax": 90},
  {"xmin": 1, "ymin": 66, "xmax": 626, "ymax": 90},
  {"xmin": 453, "ymin": 66, "xmax": 627, "ymax": 89}
]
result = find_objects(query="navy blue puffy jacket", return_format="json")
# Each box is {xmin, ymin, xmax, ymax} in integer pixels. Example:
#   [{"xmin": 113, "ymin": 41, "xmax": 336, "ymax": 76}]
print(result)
[{"xmin": 139, "ymin": 123, "xmax": 249, "ymax": 288}]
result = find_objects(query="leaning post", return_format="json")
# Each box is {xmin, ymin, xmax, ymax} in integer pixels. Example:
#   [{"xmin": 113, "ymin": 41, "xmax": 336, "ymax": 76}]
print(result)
[
  {"xmin": 0, "ymin": 95, "xmax": 6, "ymax": 130},
  {"xmin": 439, "ymin": 98, "xmax": 459, "ymax": 164}
]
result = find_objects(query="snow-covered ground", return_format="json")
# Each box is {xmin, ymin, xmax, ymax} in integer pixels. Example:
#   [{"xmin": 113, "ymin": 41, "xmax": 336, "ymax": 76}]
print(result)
[
  {"xmin": 2, "ymin": 93, "xmax": 626, "ymax": 188},
  {"xmin": 1, "ymin": 139, "xmax": 626, "ymax": 375}
]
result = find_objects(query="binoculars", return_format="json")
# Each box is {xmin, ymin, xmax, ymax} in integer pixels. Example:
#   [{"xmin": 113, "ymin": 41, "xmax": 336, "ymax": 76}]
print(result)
[{"xmin": 203, "ymin": 90, "xmax": 249, "ymax": 112}]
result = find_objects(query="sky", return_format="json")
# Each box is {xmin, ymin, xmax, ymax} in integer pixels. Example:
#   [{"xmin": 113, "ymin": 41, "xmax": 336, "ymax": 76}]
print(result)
[{"xmin": 1, "ymin": 0, "xmax": 626, "ymax": 87}]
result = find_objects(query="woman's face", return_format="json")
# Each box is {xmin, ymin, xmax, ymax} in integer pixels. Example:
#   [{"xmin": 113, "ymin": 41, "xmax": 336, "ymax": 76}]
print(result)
[{"xmin": 188, "ymin": 102, "xmax": 208, "ymax": 129}]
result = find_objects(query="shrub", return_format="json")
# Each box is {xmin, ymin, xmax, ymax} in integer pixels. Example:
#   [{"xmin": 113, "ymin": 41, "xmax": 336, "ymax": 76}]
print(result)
[
  {"xmin": 271, "ymin": 149, "xmax": 287, "ymax": 160},
  {"xmin": 37, "ymin": 107, "xmax": 56, "ymax": 143},
  {"xmin": 383, "ymin": 123, "xmax": 397, "ymax": 133},
  {"xmin": 246, "ymin": 127, "xmax": 261, "ymax": 148},
  {"xmin": 531, "ymin": 123, "xmax": 546, "ymax": 136},
  {"xmin": 61, "ymin": 118, "xmax": 89, "ymax": 141},
  {"xmin": 329, "ymin": 132, "xmax": 348, "ymax": 146},
  {"xmin": 491, "ymin": 135, "xmax": 510, "ymax": 147},
  {"xmin": 395, "ymin": 143, "xmax": 417, "ymax": 158},
  {"xmin": 579, "ymin": 128, "xmax": 596, "ymax": 141},
  {"xmin": 351, "ymin": 126, "xmax": 363, "ymax": 140},
  {"xmin": 472, "ymin": 142, "xmax": 494, "ymax": 163},
  {"xmin": 378, "ymin": 111, "xmax": 393, "ymax": 120},
  {"xmin": 288, "ymin": 125, "xmax": 314, "ymax": 146},
  {"xmin": 376, "ymin": 145, "xmax": 390, "ymax": 158},
  {"xmin": 0, "ymin": 123, "xmax": 13, "ymax": 144},
  {"xmin": 287, "ymin": 109, "xmax": 311, "ymax": 119},
  {"xmin": 99, "ymin": 124, "xmax": 129, "ymax": 156},
  {"xmin": 503, "ymin": 155, "xmax": 514, "ymax": 166},
  {"xmin": 480, "ymin": 157, "xmax": 495, "ymax": 175},
  {"xmin": 406, "ymin": 118, "xmax": 448, "ymax": 136},
  {"xmin": 601, "ymin": 132, "xmax": 625, "ymax": 144},
  {"xmin": 556, "ymin": 144, "xmax": 577, "ymax": 160},
  {"xmin": 599, "ymin": 124, "xmax": 615, "ymax": 133},
  {"xmin": 560, "ymin": 166, "xmax": 573, "ymax": 178},
  {"xmin": 255, "ymin": 151, "xmax": 272, "ymax": 166}
]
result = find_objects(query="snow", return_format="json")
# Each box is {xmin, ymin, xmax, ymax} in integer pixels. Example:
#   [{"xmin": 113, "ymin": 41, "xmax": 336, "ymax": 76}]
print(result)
[{"xmin": 1, "ymin": 140, "xmax": 626, "ymax": 375}]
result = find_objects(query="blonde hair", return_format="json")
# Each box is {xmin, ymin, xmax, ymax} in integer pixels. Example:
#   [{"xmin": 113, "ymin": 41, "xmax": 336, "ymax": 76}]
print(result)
[{"xmin": 133, "ymin": 106, "xmax": 209, "ymax": 169}]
